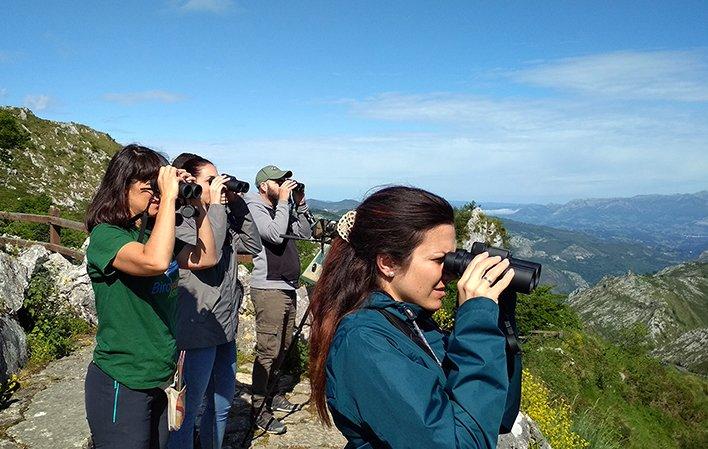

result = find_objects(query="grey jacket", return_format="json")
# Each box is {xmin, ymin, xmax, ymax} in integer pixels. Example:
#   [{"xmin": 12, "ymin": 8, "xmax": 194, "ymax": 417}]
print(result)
[
  {"xmin": 175, "ymin": 199, "xmax": 262, "ymax": 350},
  {"xmin": 245, "ymin": 194, "xmax": 312, "ymax": 290}
]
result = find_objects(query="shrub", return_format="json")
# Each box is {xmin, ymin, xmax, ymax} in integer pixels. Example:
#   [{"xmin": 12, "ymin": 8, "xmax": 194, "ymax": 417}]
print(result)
[
  {"xmin": 19, "ymin": 265, "xmax": 91, "ymax": 368},
  {"xmin": 0, "ymin": 374, "xmax": 21, "ymax": 408},
  {"xmin": 516, "ymin": 285, "xmax": 582, "ymax": 335},
  {"xmin": 0, "ymin": 110, "xmax": 30, "ymax": 164}
]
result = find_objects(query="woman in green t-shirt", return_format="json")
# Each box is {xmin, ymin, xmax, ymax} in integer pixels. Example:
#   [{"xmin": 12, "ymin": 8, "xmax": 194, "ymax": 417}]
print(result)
[{"xmin": 83, "ymin": 144, "xmax": 219, "ymax": 449}]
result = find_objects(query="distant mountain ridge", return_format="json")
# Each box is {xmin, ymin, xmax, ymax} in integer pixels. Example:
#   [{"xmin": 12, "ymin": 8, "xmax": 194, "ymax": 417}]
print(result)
[
  {"xmin": 483, "ymin": 192, "xmax": 708, "ymax": 259},
  {"xmin": 502, "ymin": 218, "xmax": 681, "ymax": 293},
  {"xmin": 307, "ymin": 199, "xmax": 360, "ymax": 213}
]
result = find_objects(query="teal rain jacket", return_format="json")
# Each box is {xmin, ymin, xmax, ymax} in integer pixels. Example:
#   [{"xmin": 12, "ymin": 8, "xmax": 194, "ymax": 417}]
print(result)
[{"xmin": 326, "ymin": 291, "xmax": 522, "ymax": 449}]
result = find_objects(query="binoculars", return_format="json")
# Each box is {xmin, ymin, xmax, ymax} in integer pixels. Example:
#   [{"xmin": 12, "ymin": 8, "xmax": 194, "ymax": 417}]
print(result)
[
  {"xmin": 276, "ymin": 178, "xmax": 305, "ymax": 193},
  {"xmin": 149, "ymin": 180, "xmax": 202, "ymax": 200},
  {"xmin": 149, "ymin": 180, "xmax": 202, "ymax": 218},
  {"xmin": 209, "ymin": 174, "xmax": 250, "ymax": 194},
  {"xmin": 444, "ymin": 242, "xmax": 542, "ymax": 294}
]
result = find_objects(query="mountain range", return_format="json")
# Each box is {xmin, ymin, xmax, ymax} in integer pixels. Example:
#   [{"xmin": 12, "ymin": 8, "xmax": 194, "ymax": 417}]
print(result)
[{"xmin": 482, "ymin": 192, "xmax": 708, "ymax": 259}]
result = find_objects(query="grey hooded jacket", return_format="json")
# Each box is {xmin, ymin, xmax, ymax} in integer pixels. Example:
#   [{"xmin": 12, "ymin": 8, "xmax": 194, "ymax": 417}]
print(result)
[{"xmin": 175, "ymin": 199, "xmax": 262, "ymax": 350}]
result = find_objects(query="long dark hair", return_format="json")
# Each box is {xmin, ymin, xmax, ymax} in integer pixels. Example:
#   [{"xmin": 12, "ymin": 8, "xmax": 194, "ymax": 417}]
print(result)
[
  {"xmin": 172, "ymin": 152, "xmax": 213, "ymax": 176},
  {"xmin": 85, "ymin": 144, "xmax": 168, "ymax": 231},
  {"xmin": 308, "ymin": 185, "xmax": 454, "ymax": 425}
]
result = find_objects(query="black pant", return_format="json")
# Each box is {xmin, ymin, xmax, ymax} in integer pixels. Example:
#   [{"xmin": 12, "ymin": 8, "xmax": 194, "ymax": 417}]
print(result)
[{"xmin": 85, "ymin": 362, "xmax": 168, "ymax": 449}]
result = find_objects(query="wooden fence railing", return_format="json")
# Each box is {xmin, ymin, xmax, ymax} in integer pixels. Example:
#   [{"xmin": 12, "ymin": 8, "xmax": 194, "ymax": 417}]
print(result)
[
  {"xmin": 0, "ymin": 206, "xmax": 86, "ymax": 260},
  {"xmin": 0, "ymin": 207, "xmax": 254, "ymax": 264}
]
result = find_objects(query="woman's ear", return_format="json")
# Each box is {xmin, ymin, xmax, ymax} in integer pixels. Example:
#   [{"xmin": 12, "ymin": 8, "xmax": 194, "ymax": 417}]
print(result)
[{"xmin": 376, "ymin": 254, "xmax": 398, "ymax": 278}]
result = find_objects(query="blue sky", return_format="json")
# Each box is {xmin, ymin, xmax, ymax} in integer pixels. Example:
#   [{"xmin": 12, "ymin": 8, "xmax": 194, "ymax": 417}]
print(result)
[{"xmin": 1, "ymin": 1, "xmax": 707, "ymax": 204}]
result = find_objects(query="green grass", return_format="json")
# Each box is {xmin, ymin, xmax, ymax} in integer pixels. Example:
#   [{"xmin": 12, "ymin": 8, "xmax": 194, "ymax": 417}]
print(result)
[{"xmin": 523, "ymin": 330, "xmax": 708, "ymax": 449}]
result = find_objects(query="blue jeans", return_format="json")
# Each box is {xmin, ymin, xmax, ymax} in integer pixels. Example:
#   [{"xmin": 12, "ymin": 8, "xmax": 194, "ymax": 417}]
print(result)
[{"xmin": 167, "ymin": 341, "xmax": 236, "ymax": 449}]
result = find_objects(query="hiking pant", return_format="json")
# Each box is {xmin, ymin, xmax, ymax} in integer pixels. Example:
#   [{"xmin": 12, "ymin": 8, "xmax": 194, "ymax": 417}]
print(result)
[
  {"xmin": 85, "ymin": 362, "xmax": 168, "ymax": 449},
  {"xmin": 250, "ymin": 288, "xmax": 297, "ymax": 411}
]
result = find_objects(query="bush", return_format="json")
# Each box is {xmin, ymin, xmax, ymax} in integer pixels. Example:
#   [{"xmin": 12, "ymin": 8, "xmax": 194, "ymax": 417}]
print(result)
[
  {"xmin": 0, "ymin": 375, "xmax": 21, "ymax": 408},
  {"xmin": 516, "ymin": 285, "xmax": 582, "ymax": 335},
  {"xmin": 0, "ymin": 110, "xmax": 30, "ymax": 164},
  {"xmin": 296, "ymin": 239, "xmax": 320, "ymax": 273},
  {"xmin": 19, "ymin": 265, "xmax": 91, "ymax": 368}
]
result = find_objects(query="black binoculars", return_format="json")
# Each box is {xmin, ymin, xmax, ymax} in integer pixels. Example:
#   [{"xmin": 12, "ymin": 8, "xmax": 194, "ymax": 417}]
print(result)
[
  {"xmin": 149, "ymin": 180, "xmax": 202, "ymax": 219},
  {"xmin": 209, "ymin": 174, "xmax": 250, "ymax": 194},
  {"xmin": 149, "ymin": 180, "xmax": 202, "ymax": 200},
  {"xmin": 276, "ymin": 178, "xmax": 304, "ymax": 193},
  {"xmin": 443, "ymin": 242, "xmax": 542, "ymax": 294}
]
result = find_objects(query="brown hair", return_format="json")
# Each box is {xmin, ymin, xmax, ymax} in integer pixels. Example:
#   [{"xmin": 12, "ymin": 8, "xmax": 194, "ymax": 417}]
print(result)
[
  {"xmin": 172, "ymin": 152, "xmax": 214, "ymax": 176},
  {"xmin": 85, "ymin": 144, "xmax": 167, "ymax": 231},
  {"xmin": 308, "ymin": 186, "xmax": 454, "ymax": 425}
]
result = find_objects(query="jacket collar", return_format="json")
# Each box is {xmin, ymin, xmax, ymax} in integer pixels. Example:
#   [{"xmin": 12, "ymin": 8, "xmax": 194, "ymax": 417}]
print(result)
[{"xmin": 364, "ymin": 290, "xmax": 425, "ymax": 322}]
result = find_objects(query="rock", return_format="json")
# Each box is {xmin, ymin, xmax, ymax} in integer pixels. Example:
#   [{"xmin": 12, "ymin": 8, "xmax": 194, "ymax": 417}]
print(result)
[
  {"xmin": 236, "ymin": 265, "xmax": 256, "ymax": 356},
  {"xmin": 462, "ymin": 207, "xmax": 505, "ymax": 250},
  {"xmin": 295, "ymin": 286, "xmax": 311, "ymax": 340},
  {"xmin": 497, "ymin": 413, "xmax": 552, "ymax": 449},
  {"xmin": 6, "ymin": 344, "xmax": 93, "ymax": 449},
  {"xmin": 0, "ymin": 316, "xmax": 27, "ymax": 384},
  {"xmin": 41, "ymin": 253, "xmax": 96, "ymax": 325},
  {"xmin": 0, "ymin": 245, "xmax": 49, "ymax": 313}
]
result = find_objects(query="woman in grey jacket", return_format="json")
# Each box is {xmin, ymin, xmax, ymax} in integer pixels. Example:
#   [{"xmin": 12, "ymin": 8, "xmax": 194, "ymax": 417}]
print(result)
[{"xmin": 168, "ymin": 154, "xmax": 262, "ymax": 449}]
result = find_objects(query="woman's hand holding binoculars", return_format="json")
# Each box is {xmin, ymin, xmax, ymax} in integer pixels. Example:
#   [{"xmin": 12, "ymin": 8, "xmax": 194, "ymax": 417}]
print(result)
[
  {"xmin": 156, "ymin": 166, "xmax": 196, "ymax": 201},
  {"xmin": 456, "ymin": 252, "xmax": 515, "ymax": 305}
]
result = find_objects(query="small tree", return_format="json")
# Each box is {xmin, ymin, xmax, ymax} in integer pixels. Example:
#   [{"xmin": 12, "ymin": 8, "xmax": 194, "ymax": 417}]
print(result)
[{"xmin": 0, "ymin": 110, "xmax": 30, "ymax": 163}]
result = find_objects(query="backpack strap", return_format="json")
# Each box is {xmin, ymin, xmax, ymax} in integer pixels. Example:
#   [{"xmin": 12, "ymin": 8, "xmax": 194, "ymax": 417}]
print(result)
[{"xmin": 378, "ymin": 309, "xmax": 439, "ymax": 365}]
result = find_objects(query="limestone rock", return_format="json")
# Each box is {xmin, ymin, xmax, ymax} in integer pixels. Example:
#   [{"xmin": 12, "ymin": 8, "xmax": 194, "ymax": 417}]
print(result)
[
  {"xmin": 462, "ymin": 207, "xmax": 505, "ymax": 250},
  {"xmin": 6, "ymin": 345, "xmax": 92, "ymax": 449},
  {"xmin": 497, "ymin": 413, "xmax": 552, "ymax": 449},
  {"xmin": 295, "ymin": 286, "xmax": 311, "ymax": 340},
  {"xmin": 0, "ymin": 245, "xmax": 49, "ymax": 313},
  {"xmin": 236, "ymin": 265, "xmax": 256, "ymax": 356},
  {"xmin": 0, "ymin": 316, "xmax": 27, "ymax": 384},
  {"xmin": 41, "ymin": 253, "xmax": 96, "ymax": 325}
]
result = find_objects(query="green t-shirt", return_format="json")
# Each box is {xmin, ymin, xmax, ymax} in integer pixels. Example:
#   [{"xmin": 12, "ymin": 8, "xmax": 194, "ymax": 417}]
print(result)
[{"xmin": 86, "ymin": 223, "xmax": 182, "ymax": 389}]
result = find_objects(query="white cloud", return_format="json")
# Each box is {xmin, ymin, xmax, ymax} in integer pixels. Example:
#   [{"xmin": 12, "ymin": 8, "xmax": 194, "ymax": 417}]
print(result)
[
  {"xmin": 102, "ymin": 90, "xmax": 185, "ymax": 105},
  {"xmin": 512, "ymin": 50, "xmax": 708, "ymax": 102},
  {"xmin": 0, "ymin": 51, "xmax": 9, "ymax": 63},
  {"xmin": 23, "ymin": 94, "xmax": 53, "ymax": 111},
  {"xmin": 135, "ymin": 50, "xmax": 708, "ymax": 203},
  {"xmin": 178, "ymin": 0, "xmax": 235, "ymax": 13},
  {"xmin": 0, "ymin": 88, "xmax": 7, "ymax": 98}
]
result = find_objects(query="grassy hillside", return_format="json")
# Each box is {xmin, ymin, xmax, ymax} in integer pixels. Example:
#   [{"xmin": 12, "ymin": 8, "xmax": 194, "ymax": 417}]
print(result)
[
  {"xmin": 0, "ymin": 107, "xmax": 119, "ymax": 215},
  {"xmin": 569, "ymin": 262, "xmax": 708, "ymax": 374},
  {"xmin": 0, "ymin": 107, "xmax": 120, "ymax": 246}
]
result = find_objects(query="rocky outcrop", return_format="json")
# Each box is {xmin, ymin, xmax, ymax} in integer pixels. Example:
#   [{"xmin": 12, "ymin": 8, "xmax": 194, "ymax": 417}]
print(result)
[
  {"xmin": 235, "ymin": 264, "xmax": 312, "ymax": 356},
  {"xmin": 42, "ymin": 251, "xmax": 96, "ymax": 325},
  {"xmin": 498, "ymin": 413, "xmax": 551, "ymax": 449},
  {"xmin": 462, "ymin": 207, "xmax": 505, "ymax": 250},
  {"xmin": 0, "ymin": 245, "xmax": 49, "ymax": 313},
  {"xmin": 0, "ymin": 317, "xmax": 27, "ymax": 384},
  {"xmin": 0, "ymin": 244, "xmax": 94, "ymax": 383},
  {"xmin": 568, "ymin": 261, "xmax": 708, "ymax": 374}
]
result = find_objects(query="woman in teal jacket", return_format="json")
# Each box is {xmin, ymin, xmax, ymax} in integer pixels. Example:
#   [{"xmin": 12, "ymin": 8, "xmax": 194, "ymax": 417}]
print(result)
[{"xmin": 309, "ymin": 186, "xmax": 521, "ymax": 449}]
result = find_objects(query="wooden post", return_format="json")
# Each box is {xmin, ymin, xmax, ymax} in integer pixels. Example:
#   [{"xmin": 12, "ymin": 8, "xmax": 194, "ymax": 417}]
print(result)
[{"xmin": 49, "ymin": 206, "xmax": 60, "ymax": 246}]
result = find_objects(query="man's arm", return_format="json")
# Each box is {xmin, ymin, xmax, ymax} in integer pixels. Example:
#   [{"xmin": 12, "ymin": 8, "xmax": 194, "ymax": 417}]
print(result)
[
  {"xmin": 247, "ymin": 199, "xmax": 291, "ymax": 245},
  {"xmin": 290, "ymin": 202, "xmax": 313, "ymax": 239}
]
